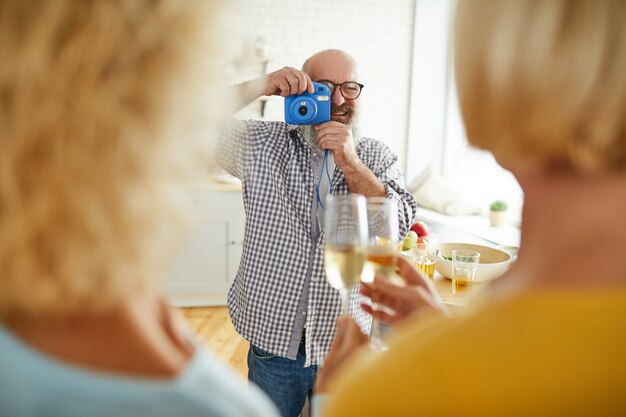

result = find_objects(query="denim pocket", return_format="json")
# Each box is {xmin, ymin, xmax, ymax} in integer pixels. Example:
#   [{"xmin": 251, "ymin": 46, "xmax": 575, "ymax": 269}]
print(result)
[{"xmin": 250, "ymin": 344, "xmax": 277, "ymax": 361}]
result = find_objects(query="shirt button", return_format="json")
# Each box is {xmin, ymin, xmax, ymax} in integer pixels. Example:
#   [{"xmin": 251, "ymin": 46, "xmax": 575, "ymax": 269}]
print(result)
[{"xmin": 302, "ymin": 311, "xmax": 307, "ymax": 317}]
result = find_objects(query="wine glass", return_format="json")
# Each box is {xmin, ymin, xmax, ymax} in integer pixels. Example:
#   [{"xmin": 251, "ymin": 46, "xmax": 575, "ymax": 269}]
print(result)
[
  {"xmin": 361, "ymin": 197, "xmax": 398, "ymax": 352},
  {"xmin": 324, "ymin": 194, "xmax": 368, "ymax": 316}
]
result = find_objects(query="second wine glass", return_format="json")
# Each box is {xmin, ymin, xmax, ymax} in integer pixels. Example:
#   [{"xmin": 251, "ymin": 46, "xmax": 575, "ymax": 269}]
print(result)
[{"xmin": 362, "ymin": 197, "xmax": 398, "ymax": 352}]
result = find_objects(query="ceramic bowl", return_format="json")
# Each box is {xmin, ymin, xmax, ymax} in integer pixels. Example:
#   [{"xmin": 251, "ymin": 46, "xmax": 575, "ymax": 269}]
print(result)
[{"xmin": 435, "ymin": 242, "xmax": 512, "ymax": 282}]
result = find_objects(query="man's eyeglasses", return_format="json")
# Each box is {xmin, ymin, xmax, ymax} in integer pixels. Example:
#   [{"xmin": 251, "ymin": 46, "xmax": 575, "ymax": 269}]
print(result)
[{"xmin": 317, "ymin": 80, "xmax": 364, "ymax": 100}]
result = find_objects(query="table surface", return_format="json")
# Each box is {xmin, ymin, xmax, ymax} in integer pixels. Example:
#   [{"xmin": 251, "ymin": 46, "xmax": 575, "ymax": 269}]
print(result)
[{"xmin": 432, "ymin": 271, "xmax": 487, "ymax": 309}]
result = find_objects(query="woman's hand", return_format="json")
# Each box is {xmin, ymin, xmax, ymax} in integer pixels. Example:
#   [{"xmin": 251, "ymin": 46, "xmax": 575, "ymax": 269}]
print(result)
[
  {"xmin": 314, "ymin": 317, "xmax": 368, "ymax": 394},
  {"xmin": 360, "ymin": 255, "xmax": 449, "ymax": 326}
]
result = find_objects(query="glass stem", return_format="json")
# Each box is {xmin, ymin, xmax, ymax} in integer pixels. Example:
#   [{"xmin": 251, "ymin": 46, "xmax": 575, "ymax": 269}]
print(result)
[
  {"xmin": 370, "ymin": 318, "xmax": 384, "ymax": 346},
  {"xmin": 340, "ymin": 287, "xmax": 350, "ymax": 316},
  {"xmin": 369, "ymin": 289, "xmax": 387, "ymax": 352}
]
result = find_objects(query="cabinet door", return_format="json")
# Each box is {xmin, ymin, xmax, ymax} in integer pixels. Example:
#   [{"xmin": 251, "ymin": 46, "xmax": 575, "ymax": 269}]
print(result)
[
  {"xmin": 165, "ymin": 220, "xmax": 229, "ymax": 296},
  {"xmin": 164, "ymin": 189, "xmax": 244, "ymax": 306}
]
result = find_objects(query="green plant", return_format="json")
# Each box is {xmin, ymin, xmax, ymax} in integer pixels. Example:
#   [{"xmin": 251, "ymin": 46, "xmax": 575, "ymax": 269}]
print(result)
[{"xmin": 490, "ymin": 200, "xmax": 508, "ymax": 212}]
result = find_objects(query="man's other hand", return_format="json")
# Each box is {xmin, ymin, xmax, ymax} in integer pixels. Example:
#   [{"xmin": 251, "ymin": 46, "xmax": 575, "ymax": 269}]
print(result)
[{"xmin": 316, "ymin": 121, "xmax": 360, "ymax": 171}]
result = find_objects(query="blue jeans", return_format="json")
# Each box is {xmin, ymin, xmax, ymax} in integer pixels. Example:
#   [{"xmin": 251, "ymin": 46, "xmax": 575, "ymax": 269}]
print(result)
[{"xmin": 248, "ymin": 340, "xmax": 318, "ymax": 417}]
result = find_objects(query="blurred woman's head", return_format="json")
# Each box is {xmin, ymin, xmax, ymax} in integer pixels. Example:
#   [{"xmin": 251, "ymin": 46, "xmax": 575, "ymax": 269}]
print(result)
[
  {"xmin": 0, "ymin": 0, "xmax": 224, "ymax": 320},
  {"xmin": 454, "ymin": 0, "xmax": 626, "ymax": 174}
]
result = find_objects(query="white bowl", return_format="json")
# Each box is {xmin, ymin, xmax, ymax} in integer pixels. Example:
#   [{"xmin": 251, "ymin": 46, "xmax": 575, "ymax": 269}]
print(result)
[{"xmin": 435, "ymin": 243, "xmax": 512, "ymax": 282}]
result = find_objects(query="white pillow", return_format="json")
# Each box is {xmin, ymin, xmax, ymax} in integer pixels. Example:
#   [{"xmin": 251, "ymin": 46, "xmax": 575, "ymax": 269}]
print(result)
[{"xmin": 408, "ymin": 166, "xmax": 482, "ymax": 216}]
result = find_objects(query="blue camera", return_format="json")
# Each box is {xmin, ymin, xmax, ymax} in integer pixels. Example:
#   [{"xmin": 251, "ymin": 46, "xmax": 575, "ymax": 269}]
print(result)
[{"xmin": 284, "ymin": 82, "xmax": 331, "ymax": 125}]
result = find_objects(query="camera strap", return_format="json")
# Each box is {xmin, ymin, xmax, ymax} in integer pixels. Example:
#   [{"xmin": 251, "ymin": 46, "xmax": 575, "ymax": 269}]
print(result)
[{"xmin": 316, "ymin": 149, "xmax": 334, "ymax": 210}]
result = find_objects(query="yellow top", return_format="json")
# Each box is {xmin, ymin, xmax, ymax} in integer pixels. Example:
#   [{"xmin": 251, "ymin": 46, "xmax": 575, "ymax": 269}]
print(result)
[{"xmin": 322, "ymin": 288, "xmax": 626, "ymax": 416}]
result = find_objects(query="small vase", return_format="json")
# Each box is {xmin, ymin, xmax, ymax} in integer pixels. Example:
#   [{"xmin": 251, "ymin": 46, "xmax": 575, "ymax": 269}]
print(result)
[{"xmin": 489, "ymin": 210, "xmax": 506, "ymax": 227}]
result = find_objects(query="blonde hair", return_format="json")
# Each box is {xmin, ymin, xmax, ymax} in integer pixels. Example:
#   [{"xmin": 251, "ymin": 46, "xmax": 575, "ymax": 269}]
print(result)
[
  {"xmin": 0, "ymin": 0, "xmax": 224, "ymax": 319},
  {"xmin": 454, "ymin": 0, "xmax": 626, "ymax": 173}
]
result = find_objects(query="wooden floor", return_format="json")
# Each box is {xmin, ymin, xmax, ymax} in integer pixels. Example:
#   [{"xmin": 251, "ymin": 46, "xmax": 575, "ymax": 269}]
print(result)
[
  {"xmin": 181, "ymin": 306, "xmax": 249, "ymax": 378},
  {"xmin": 182, "ymin": 306, "xmax": 311, "ymax": 417}
]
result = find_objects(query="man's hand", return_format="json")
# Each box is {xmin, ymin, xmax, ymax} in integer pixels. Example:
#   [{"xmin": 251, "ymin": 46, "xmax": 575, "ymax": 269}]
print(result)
[
  {"xmin": 316, "ymin": 121, "xmax": 360, "ymax": 171},
  {"xmin": 360, "ymin": 256, "xmax": 449, "ymax": 326},
  {"xmin": 263, "ymin": 67, "xmax": 314, "ymax": 97},
  {"xmin": 314, "ymin": 317, "xmax": 368, "ymax": 394}
]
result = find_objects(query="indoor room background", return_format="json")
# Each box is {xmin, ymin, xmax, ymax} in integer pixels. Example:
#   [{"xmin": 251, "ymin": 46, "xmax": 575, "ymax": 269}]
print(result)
[{"xmin": 226, "ymin": 0, "xmax": 523, "ymax": 213}]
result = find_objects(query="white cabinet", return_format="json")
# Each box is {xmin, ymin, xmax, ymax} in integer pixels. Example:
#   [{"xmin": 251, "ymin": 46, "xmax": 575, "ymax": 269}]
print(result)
[{"xmin": 164, "ymin": 184, "xmax": 244, "ymax": 307}]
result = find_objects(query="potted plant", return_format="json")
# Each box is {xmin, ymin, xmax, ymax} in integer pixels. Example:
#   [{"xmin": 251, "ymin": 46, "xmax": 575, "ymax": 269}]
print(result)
[{"xmin": 489, "ymin": 200, "xmax": 508, "ymax": 227}]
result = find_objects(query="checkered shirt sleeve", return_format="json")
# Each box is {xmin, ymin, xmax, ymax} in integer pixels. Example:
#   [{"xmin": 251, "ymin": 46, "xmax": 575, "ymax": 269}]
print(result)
[{"xmin": 217, "ymin": 119, "xmax": 417, "ymax": 366}]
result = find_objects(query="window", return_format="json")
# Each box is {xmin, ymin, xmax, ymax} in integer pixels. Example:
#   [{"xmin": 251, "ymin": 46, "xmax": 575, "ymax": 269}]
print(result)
[
  {"xmin": 407, "ymin": 0, "xmax": 523, "ymax": 222},
  {"xmin": 443, "ymin": 78, "xmax": 523, "ymax": 219}
]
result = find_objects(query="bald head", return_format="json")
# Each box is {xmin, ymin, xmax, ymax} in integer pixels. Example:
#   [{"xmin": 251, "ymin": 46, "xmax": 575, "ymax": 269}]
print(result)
[
  {"xmin": 302, "ymin": 49, "xmax": 359, "ymax": 83},
  {"xmin": 302, "ymin": 49, "xmax": 360, "ymax": 125}
]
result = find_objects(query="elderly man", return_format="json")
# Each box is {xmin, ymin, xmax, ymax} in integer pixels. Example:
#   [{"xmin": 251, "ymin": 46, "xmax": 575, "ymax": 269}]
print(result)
[{"xmin": 217, "ymin": 49, "xmax": 416, "ymax": 417}]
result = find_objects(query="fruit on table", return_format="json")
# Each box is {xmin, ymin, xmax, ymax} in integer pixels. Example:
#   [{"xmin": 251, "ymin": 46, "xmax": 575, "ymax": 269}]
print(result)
[
  {"xmin": 402, "ymin": 231, "xmax": 418, "ymax": 251},
  {"xmin": 410, "ymin": 221, "xmax": 429, "ymax": 238}
]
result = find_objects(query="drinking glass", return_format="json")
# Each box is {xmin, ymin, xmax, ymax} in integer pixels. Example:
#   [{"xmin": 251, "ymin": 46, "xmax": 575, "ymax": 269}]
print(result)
[
  {"xmin": 362, "ymin": 198, "xmax": 398, "ymax": 352},
  {"xmin": 451, "ymin": 249, "xmax": 480, "ymax": 296},
  {"xmin": 324, "ymin": 195, "xmax": 368, "ymax": 316},
  {"xmin": 413, "ymin": 241, "xmax": 437, "ymax": 279}
]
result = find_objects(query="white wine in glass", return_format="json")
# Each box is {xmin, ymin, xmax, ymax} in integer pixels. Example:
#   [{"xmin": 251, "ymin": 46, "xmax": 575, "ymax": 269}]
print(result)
[
  {"xmin": 325, "ymin": 245, "xmax": 367, "ymax": 291},
  {"xmin": 324, "ymin": 195, "xmax": 368, "ymax": 316}
]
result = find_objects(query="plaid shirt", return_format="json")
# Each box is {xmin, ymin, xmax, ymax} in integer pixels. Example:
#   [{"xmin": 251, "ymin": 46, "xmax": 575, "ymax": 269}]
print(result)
[{"xmin": 217, "ymin": 119, "xmax": 417, "ymax": 366}]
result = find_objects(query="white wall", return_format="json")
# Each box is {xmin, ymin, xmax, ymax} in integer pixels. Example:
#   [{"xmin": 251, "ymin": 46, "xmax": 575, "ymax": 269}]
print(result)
[{"xmin": 228, "ymin": 0, "xmax": 416, "ymax": 173}]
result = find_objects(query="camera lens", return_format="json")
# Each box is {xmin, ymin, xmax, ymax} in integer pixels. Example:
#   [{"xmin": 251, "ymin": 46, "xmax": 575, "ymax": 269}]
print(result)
[{"xmin": 298, "ymin": 105, "xmax": 308, "ymax": 116}]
